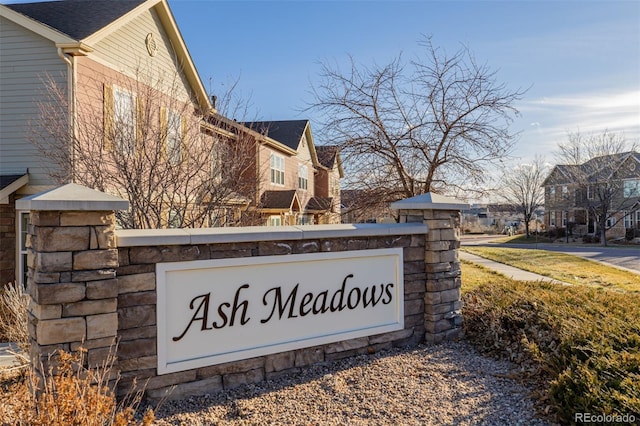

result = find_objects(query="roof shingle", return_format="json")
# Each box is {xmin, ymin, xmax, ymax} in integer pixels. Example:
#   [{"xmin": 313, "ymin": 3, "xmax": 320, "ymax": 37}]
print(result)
[{"xmin": 5, "ymin": 0, "xmax": 145, "ymax": 40}]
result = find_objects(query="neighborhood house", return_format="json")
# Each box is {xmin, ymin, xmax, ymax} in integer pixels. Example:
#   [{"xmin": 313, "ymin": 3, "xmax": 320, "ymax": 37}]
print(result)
[{"xmin": 0, "ymin": 0, "xmax": 342, "ymax": 287}]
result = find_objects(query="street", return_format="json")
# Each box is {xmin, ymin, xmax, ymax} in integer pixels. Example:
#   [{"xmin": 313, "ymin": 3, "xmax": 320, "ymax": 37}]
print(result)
[{"xmin": 461, "ymin": 234, "xmax": 640, "ymax": 273}]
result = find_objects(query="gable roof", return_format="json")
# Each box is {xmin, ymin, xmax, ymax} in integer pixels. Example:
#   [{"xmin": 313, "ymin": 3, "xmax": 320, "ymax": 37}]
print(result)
[
  {"xmin": 2, "ymin": 0, "xmax": 212, "ymax": 111},
  {"xmin": 542, "ymin": 151, "xmax": 640, "ymax": 186},
  {"xmin": 259, "ymin": 190, "xmax": 300, "ymax": 211},
  {"xmin": 0, "ymin": 173, "xmax": 29, "ymax": 204},
  {"xmin": 5, "ymin": 0, "xmax": 145, "ymax": 40},
  {"xmin": 306, "ymin": 196, "xmax": 333, "ymax": 212},
  {"xmin": 315, "ymin": 145, "xmax": 344, "ymax": 178},
  {"xmin": 243, "ymin": 120, "xmax": 309, "ymax": 151}
]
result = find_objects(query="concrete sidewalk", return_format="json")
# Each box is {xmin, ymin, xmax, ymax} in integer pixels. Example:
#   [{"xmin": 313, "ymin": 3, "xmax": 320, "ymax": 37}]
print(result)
[{"xmin": 459, "ymin": 251, "xmax": 569, "ymax": 285}]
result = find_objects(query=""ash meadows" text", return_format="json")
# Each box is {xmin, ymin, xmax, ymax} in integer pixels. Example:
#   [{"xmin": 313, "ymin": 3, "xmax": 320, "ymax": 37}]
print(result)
[{"xmin": 173, "ymin": 274, "xmax": 394, "ymax": 342}]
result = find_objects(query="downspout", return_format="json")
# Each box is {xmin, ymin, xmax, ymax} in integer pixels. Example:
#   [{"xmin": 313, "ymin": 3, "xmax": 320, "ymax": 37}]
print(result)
[{"xmin": 57, "ymin": 48, "xmax": 76, "ymax": 183}]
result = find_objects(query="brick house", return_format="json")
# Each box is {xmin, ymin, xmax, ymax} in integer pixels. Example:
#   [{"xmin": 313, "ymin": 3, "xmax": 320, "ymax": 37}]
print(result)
[
  {"xmin": 242, "ymin": 120, "xmax": 343, "ymax": 226},
  {"xmin": 0, "ymin": 0, "xmax": 342, "ymax": 286},
  {"xmin": 0, "ymin": 0, "xmax": 225, "ymax": 285},
  {"xmin": 542, "ymin": 152, "xmax": 640, "ymax": 239}
]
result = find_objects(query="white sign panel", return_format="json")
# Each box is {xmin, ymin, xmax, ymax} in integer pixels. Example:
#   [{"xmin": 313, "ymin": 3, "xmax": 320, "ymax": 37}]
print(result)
[{"xmin": 156, "ymin": 248, "xmax": 404, "ymax": 374}]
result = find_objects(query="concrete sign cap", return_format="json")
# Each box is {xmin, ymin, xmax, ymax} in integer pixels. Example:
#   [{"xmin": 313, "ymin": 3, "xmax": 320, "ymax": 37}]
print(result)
[
  {"xmin": 390, "ymin": 192, "xmax": 469, "ymax": 211},
  {"xmin": 15, "ymin": 183, "xmax": 129, "ymax": 211}
]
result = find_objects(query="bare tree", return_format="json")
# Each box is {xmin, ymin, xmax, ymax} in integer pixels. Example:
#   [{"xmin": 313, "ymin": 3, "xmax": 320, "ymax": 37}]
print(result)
[
  {"xmin": 499, "ymin": 156, "xmax": 548, "ymax": 238},
  {"xmin": 32, "ymin": 70, "xmax": 259, "ymax": 229},
  {"xmin": 553, "ymin": 130, "xmax": 639, "ymax": 245},
  {"xmin": 307, "ymin": 36, "xmax": 526, "ymax": 216}
]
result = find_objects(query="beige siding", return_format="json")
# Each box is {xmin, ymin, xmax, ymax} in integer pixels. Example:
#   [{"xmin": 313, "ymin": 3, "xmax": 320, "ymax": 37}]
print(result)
[
  {"xmin": 90, "ymin": 8, "xmax": 193, "ymax": 103},
  {"xmin": 294, "ymin": 134, "xmax": 316, "ymax": 209},
  {"xmin": 0, "ymin": 16, "xmax": 67, "ymax": 186}
]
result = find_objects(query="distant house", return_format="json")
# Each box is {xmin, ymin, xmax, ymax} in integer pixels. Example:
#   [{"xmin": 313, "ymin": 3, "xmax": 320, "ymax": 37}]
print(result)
[
  {"xmin": 242, "ymin": 120, "xmax": 342, "ymax": 226},
  {"xmin": 340, "ymin": 189, "xmax": 396, "ymax": 224},
  {"xmin": 542, "ymin": 152, "xmax": 640, "ymax": 239},
  {"xmin": 462, "ymin": 203, "xmax": 543, "ymax": 233}
]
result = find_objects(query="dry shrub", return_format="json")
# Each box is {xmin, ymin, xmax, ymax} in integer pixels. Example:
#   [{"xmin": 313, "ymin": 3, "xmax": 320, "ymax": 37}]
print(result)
[
  {"xmin": 0, "ymin": 346, "xmax": 154, "ymax": 426},
  {"xmin": 463, "ymin": 278, "xmax": 640, "ymax": 423},
  {"xmin": 0, "ymin": 282, "xmax": 30, "ymax": 366}
]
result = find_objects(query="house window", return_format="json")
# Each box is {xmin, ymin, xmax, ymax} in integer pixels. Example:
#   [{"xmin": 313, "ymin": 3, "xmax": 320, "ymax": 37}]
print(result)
[
  {"xmin": 269, "ymin": 215, "xmax": 281, "ymax": 226},
  {"xmin": 331, "ymin": 176, "xmax": 340, "ymax": 198},
  {"xmin": 113, "ymin": 87, "xmax": 136, "ymax": 154},
  {"xmin": 587, "ymin": 185, "xmax": 594, "ymax": 200},
  {"xmin": 167, "ymin": 110, "xmax": 182, "ymax": 165},
  {"xmin": 270, "ymin": 153, "xmax": 285, "ymax": 185},
  {"xmin": 562, "ymin": 211, "xmax": 567, "ymax": 227},
  {"xmin": 550, "ymin": 186, "xmax": 556, "ymax": 199},
  {"xmin": 623, "ymin": 179, "xmax": 640, "ymax": 198},
  {"xmin": 298, "ymin": 165, "xmax": 308, "ymax": 190},
  {"xmin": 298, "ymin": 214, "xmax": 312, "ymax": 225},
  {"xmin": 168, "ymin": 209, "xmax": 181, "ymax": 228},
  {"xmin": 550, "ymin": 211, "xmax": 556, "ymax": 227},
  {"xmin": 624, "ymin": 211, "xmax": 634, "ymax": 229},
  {"xmin": 18, "ymin": 212, "xmax": 29, "ymax": 288},
  {"xmin": 562, "ymin": 186, "xmax": 568, "ymax": 197}
]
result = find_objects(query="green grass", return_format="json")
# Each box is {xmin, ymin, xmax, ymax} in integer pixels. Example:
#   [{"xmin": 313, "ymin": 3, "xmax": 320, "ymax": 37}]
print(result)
[
  {"xmin": 461, "ymin": 260, "xmax": 640, "ymax": 423},
  {"xmin": 462, "ymin": 246, "xmax": 640, "ymax": 292}
]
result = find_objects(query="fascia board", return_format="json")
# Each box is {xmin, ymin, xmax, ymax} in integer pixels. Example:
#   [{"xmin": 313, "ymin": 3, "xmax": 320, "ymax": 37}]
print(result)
[
  {"xmin": 0, "ymin": 5, "xmax": 77, "ymax": 44},
  {"xmin": 81, "ymin": 0, "xmax": 162, "ymax": 45},
  {"xmin": 82, "ymin": 0, "xmax": 212, "ymax": 112},
  {"xmin": 0, "ymin": 174, "xmax": 29, "ymax": 205},
  {"xmin": 304, "ymin": 123, "xmax": 321, "ymax": 168},
  {"xmin": 263, "ymin": 137, "xmax": 298, "ymax": 156}
]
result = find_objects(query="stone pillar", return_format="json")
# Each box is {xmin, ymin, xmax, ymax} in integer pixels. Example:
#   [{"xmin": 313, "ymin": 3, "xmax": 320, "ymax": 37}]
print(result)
[
  {"xmin": 391, "ymin": 193, "xmax": 469, "ymax": 343},
  {"xmin": 16, "ymin": 184, "xmax": 128, "ymax": 371}
]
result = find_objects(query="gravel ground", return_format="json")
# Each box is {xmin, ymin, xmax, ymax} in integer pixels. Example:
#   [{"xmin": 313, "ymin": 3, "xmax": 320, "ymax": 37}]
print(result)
[{"xmin": 150, "ymin": 341, "xmax": 554, "ymax": 425}]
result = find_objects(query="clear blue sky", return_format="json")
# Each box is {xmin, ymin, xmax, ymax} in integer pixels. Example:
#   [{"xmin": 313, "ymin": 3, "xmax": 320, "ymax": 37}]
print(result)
[
  {"xmin": 167, "ymin": 0, "xmax": 640, "ymax": 165},
  {"xmin": 5, "ymin": 0, "xmax": 639, "ymax": 166}
]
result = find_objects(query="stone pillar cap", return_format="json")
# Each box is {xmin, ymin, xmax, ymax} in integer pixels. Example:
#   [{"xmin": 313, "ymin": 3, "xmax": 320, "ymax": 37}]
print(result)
[
  {"xmin": 15, "ymin": 183, "xmax": 129, "ymax": 211},
  {"xmin": 390, "ymin": 193, "xmax": 469, "ymax": 211}
]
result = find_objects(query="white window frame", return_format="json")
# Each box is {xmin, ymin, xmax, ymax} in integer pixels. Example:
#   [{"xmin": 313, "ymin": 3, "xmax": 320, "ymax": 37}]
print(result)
[
  {"xmin": 18, "ymin": 211, "xmax": 29, "ymax": 288},
  {"xmin": 562, "ymin": 211, "xmax": 567, "ymax": 227},
  {"xmin": 298, "ymin": 164, "xmax": 308, "ymax": 190},
  {"xmin": 167, "ymin": 109, "xmax": 182, "ymax": 165},
  {"xmin": 624, "ymin": 211, "xmax": 634, "ymax": 229},
  {"xmin": 550, "ymin": 211, "xmax": 556, "ymax": 227},
  {"xmin": 269, "ymin": 215, "xmax": 281, "ymax": 226},
  {"xmin": 270, "ymin": 153, "xmax": 285, "ymax": 186},
  {"xmin": 168, "ymin": 209, "xmax": 182, "ymax": 228},
  {"xmin": 113, "ymin": 86, "xmax": 136, "ymax": 154},
  {"xmin": 587, "ymin": 185, "xmax": 594, "ymax": 200},
  {"xmin": 623, "ymin": 179, "xmax": 640, "ymax": 198},
  {"xmin": 549, "ymin": 186, "xmax": 556, "ymax": 198}
]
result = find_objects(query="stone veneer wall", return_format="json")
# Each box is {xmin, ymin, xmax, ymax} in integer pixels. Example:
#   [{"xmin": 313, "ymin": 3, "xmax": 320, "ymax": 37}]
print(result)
[
  {"xmin": 115, "ymin": 229, "xmax": 427, "ymax": 400},
  {"xmin": 397, "ymin": 208, "xmax": 463, "ymax": 343},
  {"xmin": 21, "ymin": 185, "xmax": 466, "ymax": 402}
]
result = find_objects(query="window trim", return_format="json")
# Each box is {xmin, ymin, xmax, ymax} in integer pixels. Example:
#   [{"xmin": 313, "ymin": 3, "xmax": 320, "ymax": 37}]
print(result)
[
  {"xmin": 623, "ymin": 179, "xmax": 640, "ymax": 198},
  {"xmin": 298, "ymin": 164, "xmax": 308, "ymax": 190},
  {"xmin": 113, "ymin": 86, "xmax": 136, "ymax": 155},
  {"xmin": 166, "ymin": 109, "xmax": 182, "ymax": 165},
  {"xmin": 270, "ymin": 153, "xmax": 285, "ymax": 186},
  {"xmin": 18, "ymin": 211, "xmax": 29, "ymax": 288},
  {"xmin": 269, "ymin": 215, "xmax": 282, "ymax": 226}
]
